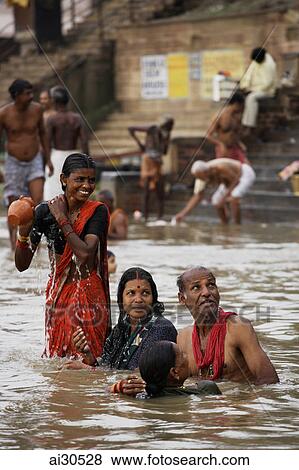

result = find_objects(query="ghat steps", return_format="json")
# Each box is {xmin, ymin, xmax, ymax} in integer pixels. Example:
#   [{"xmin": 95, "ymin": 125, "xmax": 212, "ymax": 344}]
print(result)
[{"xmin": 0, "ymin": 12, "xmax": 102, "ymax": 107}]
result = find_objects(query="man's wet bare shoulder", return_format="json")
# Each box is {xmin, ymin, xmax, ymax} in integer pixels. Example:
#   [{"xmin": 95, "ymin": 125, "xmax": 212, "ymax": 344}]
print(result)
[
  {"xmin": 0, "ymin": 102, "xmax": 15, "ymax": 123},
  {"xmin": 224, "ymin": 315, "xmax": 279, "ymax": 384},
  {"xmin": 8, "ymin": 100, "xmax": 41, "ymax": 117},
  {"xmin": 177, "ymin": 326, "xmax": 198, "ymax": 375}
]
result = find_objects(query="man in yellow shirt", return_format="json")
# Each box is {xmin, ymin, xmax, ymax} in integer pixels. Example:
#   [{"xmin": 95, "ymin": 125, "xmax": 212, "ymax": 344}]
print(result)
[{"xmin": 240, "ymin": 48, "xmax": 277, "ymax": 132}]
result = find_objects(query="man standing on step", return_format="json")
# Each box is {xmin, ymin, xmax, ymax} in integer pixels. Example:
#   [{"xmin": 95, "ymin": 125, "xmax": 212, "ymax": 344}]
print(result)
[
  {"xmin": 0, "ymin": 79, "xmax": 52, "ymax": 250},
  {"xmin": 44, "ymin": 86, "xmax": 89, "ymax": 201},
  {"xmin": 207, "ymin": 92, "xmax": 250, "ymax": 164},
  {"xmin": 128, "ymin": 116, "xmax": 174, "ymax": 221},
  {"xmin": 175, "ymin": 158, "xmax": 256, "ymax": 224}
]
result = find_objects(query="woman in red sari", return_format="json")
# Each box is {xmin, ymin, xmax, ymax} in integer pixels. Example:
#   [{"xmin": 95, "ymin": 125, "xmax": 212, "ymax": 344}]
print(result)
[{"xmin": 15, "ymin": 153, "xmax": 111, "ymax": 359}]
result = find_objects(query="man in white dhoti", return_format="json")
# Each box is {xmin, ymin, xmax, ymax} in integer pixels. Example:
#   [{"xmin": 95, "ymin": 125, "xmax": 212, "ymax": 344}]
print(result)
[{"xmin": 44, "ymin": 86, "xmax": 89, "ymax": 200}]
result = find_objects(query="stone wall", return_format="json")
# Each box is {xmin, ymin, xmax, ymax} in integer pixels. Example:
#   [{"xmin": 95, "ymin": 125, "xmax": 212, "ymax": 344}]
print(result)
[
  {"xmin": 100, "ymin": 0, "xmax": 185, "ymax": 39},
  {"xmin": 114, "ymin": 10, "xmax": 296, "ymax": 115}
]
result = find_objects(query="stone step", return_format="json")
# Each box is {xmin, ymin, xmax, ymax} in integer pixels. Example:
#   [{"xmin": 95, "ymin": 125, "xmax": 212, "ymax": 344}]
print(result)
[
  {"xmin": 253, "ymin": 165, "xmax": 291, "ymax": 178},
  {"xmin": 166, "ymin": 188, "xmax": 299, "ymax": 210},
  {"xmin": 91, "ymin": 129, "xmax": 207, "ymax": 144},
  {"xmin": 90, "ymin": 136, "xmax": 134, "ymax": 148},
  {"xmin": 245, "ymin": 190, "xmax": 299, "ymax": 209},
  {"xmin": 249, "ymin": 155, "xmax": 298, "ymax": 167},
  {"xmin": 97, "ymin": 119, "xmax": 209, "ymax": 131},
  {"xmin": 247, "ymin": 141, "xmax": 299, "ymax": 156},
  {"xmin": 164, "ymin": 199, "xmax": 299, "ymax": 223},
  {"xmin": 90, "ymin": 146, "xmax": 137, "ymax": 158},
  {"xmin": 253, "ymin": 177, "xmax": 292, "ymax": 192}
]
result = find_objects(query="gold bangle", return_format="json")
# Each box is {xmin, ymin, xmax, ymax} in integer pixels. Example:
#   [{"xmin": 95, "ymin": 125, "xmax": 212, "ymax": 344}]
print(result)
[{"xmin": 18, "ymin": 234, "xmax": 30, "ymax": 243}]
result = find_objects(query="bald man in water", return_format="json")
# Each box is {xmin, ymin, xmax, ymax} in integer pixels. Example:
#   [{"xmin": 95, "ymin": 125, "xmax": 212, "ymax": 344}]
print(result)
[
  {"xmin": 175, "ymin": 158, "xmax": 256, "ymax": 224},
  {"xmin": 177, "ymin": 267, "xmax": 279, "ymax": 385}
]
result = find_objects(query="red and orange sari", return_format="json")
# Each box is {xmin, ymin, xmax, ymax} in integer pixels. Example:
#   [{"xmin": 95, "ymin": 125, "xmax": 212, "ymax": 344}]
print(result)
[{"xmin": 44, "ymin": 201, "xmax": 111, "ymax": 359}]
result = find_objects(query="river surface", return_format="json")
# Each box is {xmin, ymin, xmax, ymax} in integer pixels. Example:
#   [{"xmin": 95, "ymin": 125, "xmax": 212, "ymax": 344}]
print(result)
[{"xmin": 0, "ymin": 217, "xmax": 298, "ymax": 450}]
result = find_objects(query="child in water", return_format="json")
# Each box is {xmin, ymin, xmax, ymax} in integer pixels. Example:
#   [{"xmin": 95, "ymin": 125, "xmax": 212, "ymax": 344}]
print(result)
[{"xmin": 107, "ymin": 250, "xmax": 117, "ymax": 275}]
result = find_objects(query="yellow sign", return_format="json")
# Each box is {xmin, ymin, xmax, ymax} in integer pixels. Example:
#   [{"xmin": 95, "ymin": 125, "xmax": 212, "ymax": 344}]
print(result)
[
  {"xmin": 167, "ymin": 53, "xmax": 189, "ymax": 99},
  {"xmin": 200, "ymin": 49, "xmax": 244, "ymax": 99},
  {"xmin": 6, "ymin": 0, "xmax": 29, "ymax": 7}
]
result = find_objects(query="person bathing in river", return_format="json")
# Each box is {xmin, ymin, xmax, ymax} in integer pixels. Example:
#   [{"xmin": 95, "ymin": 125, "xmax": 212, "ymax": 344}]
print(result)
[
  {"xmin": 107, "ymin": 250, "xmax": 117, "ymax": 275},
  {"xmin": 175, "ymin": 158, "xmax": 256, "ymax": 224},
  {"xmin": 176, "ymin": 267, "xmax": 279, "ymax": 385},
  {"xmin": 15, "ymin": 153, "xmax": 111, "ymax": 359},
  {"xmin": 65, "ymin": 267, "xmax": 177, "ymax": 370},
  {"xmin": 206, "ymin": 92, "xmax": 250, "ymax": 164},
  {"xmin": 97, "ymin": 190, "xmax": 128, "ymax": 240},
  {"xmin": 108, "ymin": 340, "xmax": 222, "ymax": 398}
]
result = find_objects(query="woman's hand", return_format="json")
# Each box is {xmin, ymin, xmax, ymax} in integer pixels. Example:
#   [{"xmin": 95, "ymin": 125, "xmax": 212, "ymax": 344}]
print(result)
[
  {"xmin": 48, "ymin": 194, "xmax": 68, "ymax": 223},
  {"xmin": 61, "ymin": 360, "xmax": 93, "ymax": 370},
  {"xmin": 73, "ymin": 327, "xmax": 90, "ymax": 353},
  {"xmin": 72, "ymin": 327, "xmax": 97, "ymax": 366},
  {"xmin": 111, "ymin": 375, "xmax": 146, "ymax": 396}
]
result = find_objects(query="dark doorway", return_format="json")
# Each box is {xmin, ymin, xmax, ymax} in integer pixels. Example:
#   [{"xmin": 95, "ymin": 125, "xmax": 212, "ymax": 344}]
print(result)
[{"xmin": 34, "ymin": 0, "xmax": 62, "ymax": 45}]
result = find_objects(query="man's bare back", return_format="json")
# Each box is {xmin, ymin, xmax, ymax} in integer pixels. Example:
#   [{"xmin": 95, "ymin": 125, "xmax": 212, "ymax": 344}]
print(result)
[
  {"xmin": 213, "ymin": 107, "xmax": 242, "ymax": 147},
  {"xmin": 208, "ymin": 158, "xmax": 242, "ymax": 187},
  {"xmin": 0, "ymin": 101, "xmax": 45, "ymax": 160},
  {"xmin": 47, "ymin": 111, "xmax": 86, "ymax": 151}
]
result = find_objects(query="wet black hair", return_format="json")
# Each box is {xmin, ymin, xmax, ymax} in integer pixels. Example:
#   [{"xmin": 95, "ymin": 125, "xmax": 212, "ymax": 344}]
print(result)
[
  {"xmin": 99, "ymin": 267, "xmax": 164, "ymax": 369},
  {"xmin": 117, "ymin": 267, "xmax": 164, "ymax": 319},
  {"xmin": 139, "ymin": 340, "xmax": 176, "ymax": 396},
  {"xmin": 229, "ymin": 91, "xmax": 245, "ymax": 105},
  {"xmin": 160, "ymin": 117, "xmax": 174, "ymax": 131},
  {"xmin": 8, "ymin": 79, "xmax": 33, "ymax": 99},
  {"xmin": 98, "ymin": 189, "xmax": 114, "ymax": 202},
  {"xmin": 107, "ymin": 250, "xmax": 115, "ymax": 259},
  {"xmin": 61, "ymin": 153, "xmax": 96, "ymax": 191},
  {"xmin": 177, "ymin": 266, "xmax": 214, "ymax": 293},
  {"xmin": 251, "ymin": 47, "xmax": 266, "ymax": 64},
  {"xmin": 50, "ymin": 85, "xmax": 69, "ymax": 105},
  {"xmin": 39, "ymin": 89, "xmax": 50, "ymax": 97}
]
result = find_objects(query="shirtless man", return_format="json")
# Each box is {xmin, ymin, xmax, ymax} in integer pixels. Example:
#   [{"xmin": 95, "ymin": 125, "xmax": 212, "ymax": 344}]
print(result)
[
  {"xmin": 177, "ymin": 267, "xmax": 279, "ymax": 385},
  {"xmin": 207, "ymin": 92, "xmax": 250, "ymax": 164},
  {"xmin": 39, "ymin": 88, "xmax": 55, "ymax": 125},
  {"xmin": 175, "ymin": 158, "xmax": 256, "ymax": 224},
  {"xmin": 98, "ymin": 189, "xmax": 128, "ymax": 240},
  {"xmin": 44, "ymin": 86, "xmax": 89, "ymax": 200},
  {"xmin": 0, "ymin": 79, "xmax": 52, "ymax": 249},
  {"xmin": 128, "ymin": 116, "xmax": 174, "ymax": 221}
]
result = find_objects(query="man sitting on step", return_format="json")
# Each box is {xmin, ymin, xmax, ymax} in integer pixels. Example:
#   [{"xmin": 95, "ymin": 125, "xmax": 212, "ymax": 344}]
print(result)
[{"xmin": 175, "ymin": 158, "xmax": 256, "ymax": 224}]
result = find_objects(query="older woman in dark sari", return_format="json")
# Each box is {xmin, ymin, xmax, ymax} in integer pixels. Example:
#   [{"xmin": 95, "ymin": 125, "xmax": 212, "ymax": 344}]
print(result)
[{"xmin": 70, "ymin": 267, "xmax": 177, "ymax": 369}]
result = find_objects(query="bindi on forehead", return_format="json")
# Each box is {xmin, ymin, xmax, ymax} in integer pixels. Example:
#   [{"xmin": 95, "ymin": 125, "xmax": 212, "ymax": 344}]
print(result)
[{"xmin": 125, "ymin": 279, "xmax": 150, "ymax": 289}]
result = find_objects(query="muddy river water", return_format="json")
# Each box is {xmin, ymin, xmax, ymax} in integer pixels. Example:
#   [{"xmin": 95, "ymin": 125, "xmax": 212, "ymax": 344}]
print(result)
[{"xmin": 0, "ymin": 218, "xmax": 298, "ymax": 450}]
